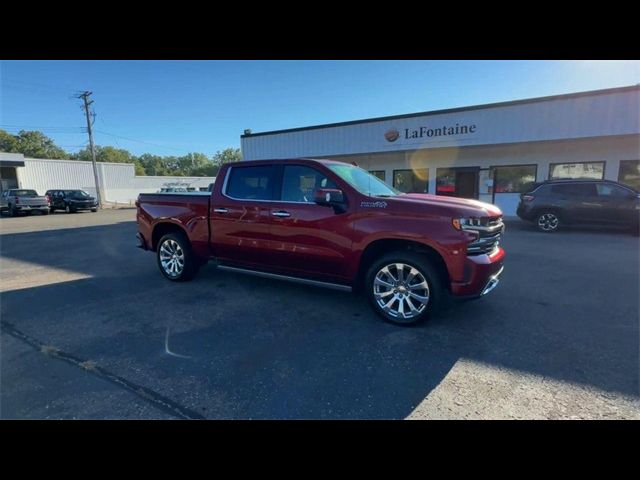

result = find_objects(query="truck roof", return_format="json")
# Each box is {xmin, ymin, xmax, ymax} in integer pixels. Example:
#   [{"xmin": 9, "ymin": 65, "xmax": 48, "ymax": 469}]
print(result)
[{"xmin": 230, "ymin": 158, "xmax": 349, "ymax": 168}]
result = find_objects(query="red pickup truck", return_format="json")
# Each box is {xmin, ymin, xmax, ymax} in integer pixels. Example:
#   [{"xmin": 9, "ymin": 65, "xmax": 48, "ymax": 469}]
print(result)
[{"xmin": 136, "ymin": 158, "xmax": 505, "ymax": 325}]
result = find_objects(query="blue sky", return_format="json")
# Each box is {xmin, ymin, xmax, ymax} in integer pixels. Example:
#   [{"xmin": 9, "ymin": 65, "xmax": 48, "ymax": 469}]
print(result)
[{"xmin": 1, "ymin": 60, "xmax": 639, "ymax": 157}]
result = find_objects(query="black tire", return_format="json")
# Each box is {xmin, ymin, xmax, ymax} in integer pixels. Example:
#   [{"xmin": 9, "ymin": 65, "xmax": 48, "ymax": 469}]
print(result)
[
  {"xmin": 8, "ymin": 205, "xmax": 16, "ymax": 217},
  {"xmin": 41, "ymin": 209, "xmax": 49, "ymax": 215},
  {"xmin": 65, "ymin": 204, "xmax": 75, "ymax": 214},
  {"xmin": 49, "ymin": 207, "xmax": 55, "ymax": 213},
  {"xmin": 91, "ymin": 208, "xmax": 97, "ymax": 212},
  {"xmin": 156, "ymin": 231, "xmax": 200, "ymax": 282},
  {"xmin": 364, "ymin": 251, "xmax": 444, "ymax": 326},
  {"xmin": 535, "ymin": 210, "xmax": 561, "ymax": 233}
]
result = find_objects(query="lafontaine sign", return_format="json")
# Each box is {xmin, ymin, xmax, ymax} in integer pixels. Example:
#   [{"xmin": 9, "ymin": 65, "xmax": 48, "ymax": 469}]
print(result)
[{"xmin": 385, "ymin": 123, "xmax": 477, "ymax": 143}]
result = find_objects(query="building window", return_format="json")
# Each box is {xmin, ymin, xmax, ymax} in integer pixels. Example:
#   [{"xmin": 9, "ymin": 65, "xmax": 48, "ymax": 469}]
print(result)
[
  {"xmin": 549, "ymin": 162, "xmax": 605, "ymax": 180},
  {"xmin": 393, "ymin": 169, "xmax": 428, "ymax": 193},
  {"xmin": 618, "ymin": 160, "xmax": 640, "ymax": 191},
  {"xmin": 369, "ymin": 170, "xmax": 386, "ymax": 182},
  {"xmin": 435, "ymin": 168, "xmax": 456, "ymax": 196},
  {"xmin": 491, "ymin": 165, "xmax": 537, "ymax": 193}
]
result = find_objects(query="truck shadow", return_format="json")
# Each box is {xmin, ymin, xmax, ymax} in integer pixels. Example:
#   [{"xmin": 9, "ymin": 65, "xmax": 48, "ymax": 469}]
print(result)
[{"xmin": 1, "ymin": 222, "xmax": 638, "ymax": 418}]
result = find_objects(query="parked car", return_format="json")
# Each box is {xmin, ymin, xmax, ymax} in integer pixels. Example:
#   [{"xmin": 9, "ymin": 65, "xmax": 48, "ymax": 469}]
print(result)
[
  {"xmin": 517, "ymin": 179, "xmax": 640, "ymax": 233},
  {"xmin": 136, "ymin": 159, "xmax": 505, "ymax": 326},
  {"xmin": 0, "ymin": 189, "xmax": 50, "ymax": 216},
  {"xmin": 45, "ymin": 189, "xmax": 98, "ymax": 213}
]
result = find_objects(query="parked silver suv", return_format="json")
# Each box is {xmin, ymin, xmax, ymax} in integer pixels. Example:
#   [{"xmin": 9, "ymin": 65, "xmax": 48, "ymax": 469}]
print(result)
[{"xmin": 0, "ymin": 189, "xmax": 50, "ymax": 216}]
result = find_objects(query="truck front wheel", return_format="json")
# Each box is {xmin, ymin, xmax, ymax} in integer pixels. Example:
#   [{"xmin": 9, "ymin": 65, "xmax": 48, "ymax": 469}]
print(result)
[
  {"xmin": 365, "ymin": 251, "xmax": 443, "ymax": 326},
  {"xmin": 157, "ymin": 232, "xmax": 200, "ymax": 281}
]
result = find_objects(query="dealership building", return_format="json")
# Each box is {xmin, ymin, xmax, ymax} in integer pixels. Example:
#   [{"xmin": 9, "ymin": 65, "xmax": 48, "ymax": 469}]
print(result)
[{"xmin": 240, "ymin": 85, "xmax": 640, "ymax": 216}]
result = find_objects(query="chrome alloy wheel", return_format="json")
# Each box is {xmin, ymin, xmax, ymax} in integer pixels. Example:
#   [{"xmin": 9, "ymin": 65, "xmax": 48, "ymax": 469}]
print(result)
[
  {"xmin": 373, "ymin": 263, "xmax": 430, "ymax": 320},
  {"xmin": 538, "ymin": 213, "xmax": 559, "ymax": 231},
  {"xmin": 159, "ymin": 239, "xmax": 185, "ymax": 277}
]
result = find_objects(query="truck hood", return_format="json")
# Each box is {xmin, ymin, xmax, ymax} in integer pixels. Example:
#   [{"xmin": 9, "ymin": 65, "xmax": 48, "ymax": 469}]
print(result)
[{"xmin": 385, "ymin": 193, "xmax": 503, "ymax": 217}]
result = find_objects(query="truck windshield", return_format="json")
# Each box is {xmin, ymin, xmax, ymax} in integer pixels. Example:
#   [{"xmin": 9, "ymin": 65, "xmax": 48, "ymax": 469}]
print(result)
[
  {"xmin": 65, "ymin": 190, "xmax": 91, "ymax": 198},
  {"xmin": 11, "ymin": 190, "xmax": 39, "ymax": 197},
  {"xmin": 328, "ymin": 164, "xmax": 400, "ymax": 197}
]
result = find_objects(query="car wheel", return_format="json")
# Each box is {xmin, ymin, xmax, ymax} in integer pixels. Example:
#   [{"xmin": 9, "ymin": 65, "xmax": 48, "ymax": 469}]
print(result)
[
  {"xmin": 365, "ymin": 251, "xmax": 443, "ymax": 326},
  {"xmin": 536, "ymin": 211, "xmax": 560, "ymax": 233},
  {"xmin": 49, "ymin": 207, "xmax": 55, "ymax": 213},
  {"xmin": 65, "ymin": 204, "xmax": 75, "ymax": 214},
  {"xmin": 91, "ymin": 208, "xmax": 97, "ymax": 212},
  {"xmin": 8, "ymin": 205, "xmax": 16, "ymax": 217},
  {"xmin": 156, "ymin": 232, "xmax": 200, "ymax": 282},
  {"xmin": 41, "ymin": 209, "xmax": 49, "ymax": 215}
]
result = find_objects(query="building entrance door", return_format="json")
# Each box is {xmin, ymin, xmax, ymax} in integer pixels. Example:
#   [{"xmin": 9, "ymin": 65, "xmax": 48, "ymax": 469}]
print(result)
[{"xmin": 455, "ymin": 169, "xmax": 479, "ymax": 199}]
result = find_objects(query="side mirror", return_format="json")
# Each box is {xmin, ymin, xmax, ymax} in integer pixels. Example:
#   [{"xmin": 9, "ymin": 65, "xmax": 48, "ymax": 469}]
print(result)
[{"xmin": 314, "ymin": 188, "xmax": 344, "ymax": 206}]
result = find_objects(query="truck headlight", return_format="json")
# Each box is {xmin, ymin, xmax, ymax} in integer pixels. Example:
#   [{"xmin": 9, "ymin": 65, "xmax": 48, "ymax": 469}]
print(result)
[{"xmin": 452, "ymin": 217, "xmax": 482, "ymax": 230}]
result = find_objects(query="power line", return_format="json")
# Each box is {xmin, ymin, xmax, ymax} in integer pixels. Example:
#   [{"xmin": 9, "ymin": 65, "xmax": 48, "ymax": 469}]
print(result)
[
  {"xmin": 93, "ymin": 129, "xmax": 186, "ymax": 153},
  {"xmin": 0, "ymin": 124, "xmax": 84, "ymax": 129},
  {"xmin": 2, "ymin": 80, "xmax": 79, "ymax": 96}
]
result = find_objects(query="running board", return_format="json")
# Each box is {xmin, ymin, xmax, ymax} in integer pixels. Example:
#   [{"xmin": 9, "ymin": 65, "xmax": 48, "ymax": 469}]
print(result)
[{"xmin": 216, "ymin": 265, "xmax": 352, "ymax": 292}]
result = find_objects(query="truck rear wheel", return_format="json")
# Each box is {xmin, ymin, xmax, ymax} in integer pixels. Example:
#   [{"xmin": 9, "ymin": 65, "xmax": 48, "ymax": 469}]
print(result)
[
  {"xmin": 156, "ymin": 232, "xmax": 200, "ymax": 282},
  {"xmin": 365, "ymin": 251, "xmax": 443, "ymax": 326}
]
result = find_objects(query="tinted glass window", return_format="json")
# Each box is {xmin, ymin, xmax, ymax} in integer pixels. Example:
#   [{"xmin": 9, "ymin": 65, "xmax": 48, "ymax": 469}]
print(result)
[
  {"xmin": 618, "ymin": 160, "xmax": 640, "ymax": 191},
  {"xmin": 395, "ymin": 169, "xmax": 429, "ymax": 193},
  {"xmin": 281, "ymin": 165, "xmax": 336, "ymax": 203},
  {"xmin": 369, "ymin": 170, "xmax": 386, "ymax": 182},
  {"xmin": 11, "ymin": 189, "xmax": 38, "ymax": 197},
  {"xmin": 491, "ymin": 165, "xmax": 537, "ymax": 193},
  {"xmin": 328, "ymin": 164, "xmax": 399, "ymax": 197},
  {"xmin": 549, "ymin": 162, "xmax": 604, "ymax": 180},
  {"xmin": 226, "ymin": 166, "xmax": 275, "ymax": 200},
  {"xmin": 551, "ymin": 183, "xmax": 597, "ymax": 196},
  {"xmin": 596, "ymin": 183, "xmax": 633, "ymax": 197}
]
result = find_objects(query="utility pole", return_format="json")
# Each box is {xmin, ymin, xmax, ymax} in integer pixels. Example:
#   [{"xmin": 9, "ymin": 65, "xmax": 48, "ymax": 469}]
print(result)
[{"xmin": 77, "ymin": 91, "xmax": 102, "ymax": 208}]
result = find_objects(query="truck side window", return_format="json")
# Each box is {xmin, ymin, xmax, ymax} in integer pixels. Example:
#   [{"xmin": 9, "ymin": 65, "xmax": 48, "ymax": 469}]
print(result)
[
  {"xmin": 226, "ymin": 165, "xmax": 276, "ymax": 201},
  {"xmin": 281, "ymin": 165, "xmax": 337, "ymax": 203}
]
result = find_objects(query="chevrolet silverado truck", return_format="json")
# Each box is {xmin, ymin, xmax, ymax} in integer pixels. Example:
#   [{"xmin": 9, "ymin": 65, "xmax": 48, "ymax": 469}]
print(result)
[
  {"xmin": 136, "ymin": 159, "xmax": 505, "ymax": 325},
  {"xmin": 1, "ymin": 189, "xmax": 50, "ymax": 216}
]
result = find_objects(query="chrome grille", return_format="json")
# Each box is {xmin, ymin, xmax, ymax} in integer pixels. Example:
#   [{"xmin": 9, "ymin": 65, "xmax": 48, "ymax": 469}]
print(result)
[{"xmin": 466, "ymin": 217, "xmax": 504, "ymax": 255}]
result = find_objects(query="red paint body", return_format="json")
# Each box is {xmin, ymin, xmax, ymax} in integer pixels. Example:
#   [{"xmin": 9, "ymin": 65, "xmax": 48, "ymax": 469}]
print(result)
[{"xmin": 136, "ymin": 159, "xmax": 504, "ymax": 296}]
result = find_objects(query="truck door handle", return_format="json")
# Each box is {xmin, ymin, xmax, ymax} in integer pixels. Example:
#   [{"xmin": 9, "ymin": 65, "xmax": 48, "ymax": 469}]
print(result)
[
  {"xmin": 272, "ymin": 210, "xmax": 291, "ymax": 218},
  {"xmin": 214, "ymin": 208, "xmax": 228, "ymax": 214}
]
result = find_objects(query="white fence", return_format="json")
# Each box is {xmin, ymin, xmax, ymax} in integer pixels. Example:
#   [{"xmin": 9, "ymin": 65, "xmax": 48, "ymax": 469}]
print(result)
[{"xmin": 16, "ymin": 157, "xmax": 215, "ymax": 206}]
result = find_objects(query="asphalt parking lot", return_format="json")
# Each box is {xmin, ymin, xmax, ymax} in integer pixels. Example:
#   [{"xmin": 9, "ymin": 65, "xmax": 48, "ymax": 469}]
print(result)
[{"xmin": 1, "ymin": 209, "xmax": 639, "ymax": 419}]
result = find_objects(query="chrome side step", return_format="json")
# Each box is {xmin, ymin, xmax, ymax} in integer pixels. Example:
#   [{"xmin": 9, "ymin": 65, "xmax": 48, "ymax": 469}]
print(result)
[{"xmin": 216, "ymin": 265, "xmax": 352, "ymax": 292}]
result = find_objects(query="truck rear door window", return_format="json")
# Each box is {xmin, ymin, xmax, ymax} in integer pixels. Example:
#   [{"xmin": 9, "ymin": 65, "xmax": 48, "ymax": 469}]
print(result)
[{"xmin": 226, "ymin": 165, "xmax": 276, "ymax": 200}]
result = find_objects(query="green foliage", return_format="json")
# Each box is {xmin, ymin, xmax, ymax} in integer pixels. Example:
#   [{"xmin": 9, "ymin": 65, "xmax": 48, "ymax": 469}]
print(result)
[
  {"xmin": 0, "ymin": 128, "xmax": 235, "ymax": 177},
  {"xmin": 0, "ymin": 129, "xmax": 18, "ymax": 152},
  {"xmin": 213, "ymin": 148, "xmax": 242, "ymax": 165},
  {"xmin": 1, "ymin": 129, "xmax": 68, "ymax": 159}
]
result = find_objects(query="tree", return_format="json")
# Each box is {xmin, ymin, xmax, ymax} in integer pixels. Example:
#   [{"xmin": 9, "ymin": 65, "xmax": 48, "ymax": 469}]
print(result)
[
  {"xmin": 11, "ymin": 130, "xmax": 68, "ymax": 159},
  {"xmin": 138, "ymin": 154, "xmax": 169, "ymax": 176},
  {"xmin": 0, "ymin": 129, "xmax": 18, "ymax": 153},
  {"xmin": 74, "ymin": 145, "xmax": 136, "ymax": 164},
  {"xmin": 213, "ymin": 148, "xmax": 241, "ymax": 166}
]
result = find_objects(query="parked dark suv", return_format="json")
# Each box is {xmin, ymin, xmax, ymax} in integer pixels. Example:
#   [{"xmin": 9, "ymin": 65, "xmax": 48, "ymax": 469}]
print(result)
[
  {"xmin": 517, "ymin": 179, "xmax": 640, "ymax": 233},
  {"xmin": 45, "ymin": 189, "xmax": 98, "ymax": 213}
]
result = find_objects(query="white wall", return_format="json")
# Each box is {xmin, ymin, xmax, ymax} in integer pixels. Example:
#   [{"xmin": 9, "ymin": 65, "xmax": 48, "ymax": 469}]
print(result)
[
  {"xmin": 242, "ymin": 87, "xmax": 640, "ymax": 160},
  {"xmin": 16, "ymin": 157, "xmax": 215, "ymax": 205}
]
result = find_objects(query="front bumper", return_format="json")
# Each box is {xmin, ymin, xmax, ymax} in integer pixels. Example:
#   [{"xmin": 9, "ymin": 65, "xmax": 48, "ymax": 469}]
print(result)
[
  {"xmin": 69, "ymin": 203, "xmax": 97, "ymax": 210},
  {"xmin": 450, "ymin": 247, "xmax": 505, "ymax": 298}
]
